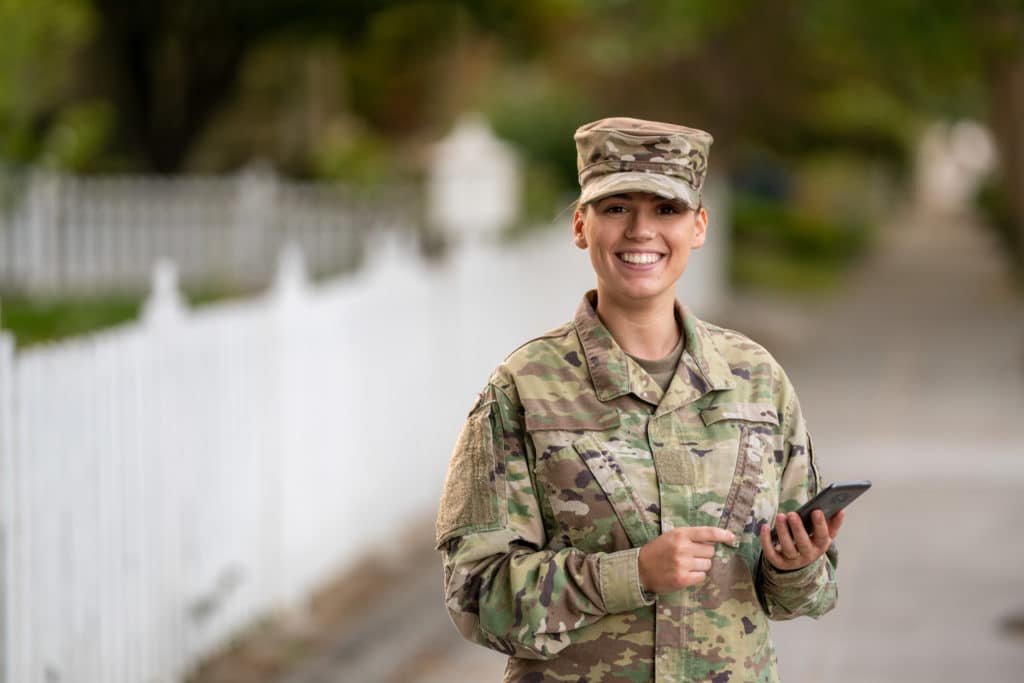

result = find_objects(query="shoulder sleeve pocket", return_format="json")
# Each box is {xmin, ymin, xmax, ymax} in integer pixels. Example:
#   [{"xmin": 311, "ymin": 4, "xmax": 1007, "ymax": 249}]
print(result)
[{"xmin": 436, "ymin": 398, "xmax": 504, "ymax": 548}]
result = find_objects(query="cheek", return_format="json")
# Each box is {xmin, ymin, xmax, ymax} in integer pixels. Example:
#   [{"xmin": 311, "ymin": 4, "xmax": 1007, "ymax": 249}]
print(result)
[{"xmin": 670, "ymin": 244, "xmax": 692, "ymax": 269}]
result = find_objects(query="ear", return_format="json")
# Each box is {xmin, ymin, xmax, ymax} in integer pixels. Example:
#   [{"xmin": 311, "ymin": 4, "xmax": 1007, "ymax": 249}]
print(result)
[
  {"xmin": 572, "ymin": 207, "xmax": 588, "ymax": 249},
  {"xmin": 690, "ymin": 206, "xmax": 708, "ymax": 249}
]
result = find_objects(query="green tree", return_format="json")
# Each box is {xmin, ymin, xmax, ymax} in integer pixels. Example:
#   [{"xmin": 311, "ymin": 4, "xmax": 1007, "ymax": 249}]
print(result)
[
  {"xmin": 0, "ymin": 0, "xmax": 106, "ymax": 168},
  {"xmin": 84, "ymin": 0, "xmax": 571, "ymax": 172},
  {"xmin": 805, "ymin": 0, "xmax": 1024, "ymax": 269}
]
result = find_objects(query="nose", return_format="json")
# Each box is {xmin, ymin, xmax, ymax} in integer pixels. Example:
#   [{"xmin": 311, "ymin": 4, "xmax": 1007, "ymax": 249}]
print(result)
[{"xmin": 625, "ymin": 209, "xmax": 656, "ymax": 240}]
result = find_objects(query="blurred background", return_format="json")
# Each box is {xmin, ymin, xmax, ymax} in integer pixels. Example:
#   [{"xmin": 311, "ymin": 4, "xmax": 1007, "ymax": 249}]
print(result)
[{"xmin": 0, "ymin": 1, "xmax": 1022, "ymax": 682}]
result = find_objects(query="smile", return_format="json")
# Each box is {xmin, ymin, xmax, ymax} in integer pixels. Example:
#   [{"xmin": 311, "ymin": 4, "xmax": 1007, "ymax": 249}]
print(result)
[{"xmin": 618, "ymin": 252, "xmax": 664, "ymax": 265}]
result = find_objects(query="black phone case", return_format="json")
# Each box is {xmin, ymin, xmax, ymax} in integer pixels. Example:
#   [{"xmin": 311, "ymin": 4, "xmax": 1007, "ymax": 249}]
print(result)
[{"xmin": 769, "ymin": 480, "xmax": 871, "ymax": 543}]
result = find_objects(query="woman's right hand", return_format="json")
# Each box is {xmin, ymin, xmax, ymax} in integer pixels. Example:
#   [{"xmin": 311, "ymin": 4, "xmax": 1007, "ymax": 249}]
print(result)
[{"xmin": 638, "ymin": 527, "xmax": 736, "ymax": 595}]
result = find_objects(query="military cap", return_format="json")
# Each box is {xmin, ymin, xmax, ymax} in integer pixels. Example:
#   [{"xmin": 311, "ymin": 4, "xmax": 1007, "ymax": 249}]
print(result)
[{"xmin": 574, "ymin": 116, "xmax": 713, "ymax": 209}]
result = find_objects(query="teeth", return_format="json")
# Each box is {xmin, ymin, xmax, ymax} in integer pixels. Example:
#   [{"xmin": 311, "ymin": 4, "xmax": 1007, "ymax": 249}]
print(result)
[{"xmin": 619, "ymin": 253, "xmax": 662, "ymax": 265}]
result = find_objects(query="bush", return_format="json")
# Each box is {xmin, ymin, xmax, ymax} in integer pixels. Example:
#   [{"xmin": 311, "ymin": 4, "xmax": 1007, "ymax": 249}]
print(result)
[
  {"xmin": 974, "ymin": 176, "xmax": 1023, "ymax": 281},
  {"xmin": 730, "ymin": 192, "xmax": 870, "ymax": 292}
]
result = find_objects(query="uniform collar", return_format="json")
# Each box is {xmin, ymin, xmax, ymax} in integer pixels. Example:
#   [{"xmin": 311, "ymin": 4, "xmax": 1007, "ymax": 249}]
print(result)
[{"xmin": 573, "ymin": 291, "xmax": 735, "ymax": 410}]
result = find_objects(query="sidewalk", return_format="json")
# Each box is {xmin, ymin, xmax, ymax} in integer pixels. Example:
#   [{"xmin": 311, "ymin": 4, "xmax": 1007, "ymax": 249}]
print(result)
[
  {"xmin": 272, "ymin": 208, "xmax": 1024, "ymax": 683},
  {"xmin": 756, "ymin": 209, "xmax": 1024, "ymax": 682}
]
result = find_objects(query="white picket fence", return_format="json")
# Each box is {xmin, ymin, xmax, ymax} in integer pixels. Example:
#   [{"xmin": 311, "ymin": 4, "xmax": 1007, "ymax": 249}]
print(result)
[
  {"xmin": 0, "ymin": 165, "xmax": 411, "ymax": 294},
  {"xmin": 0, "ymin": 177, "xmax": 728, "ymax": 682},
  {"xmin": 0, "ymin": 226, "xmax": 589, "ymax": 683}
]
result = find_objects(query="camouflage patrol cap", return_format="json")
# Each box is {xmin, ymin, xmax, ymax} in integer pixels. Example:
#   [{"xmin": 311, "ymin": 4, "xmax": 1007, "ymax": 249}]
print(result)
[{"xmin": 575, "ymin": 116, "xmax": 713, "ymax": 209}]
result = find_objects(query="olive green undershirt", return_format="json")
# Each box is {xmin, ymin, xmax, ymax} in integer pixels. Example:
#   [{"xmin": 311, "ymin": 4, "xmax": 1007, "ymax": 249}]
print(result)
[{"xmin": 626, "ymin": 333, "xmax": 685, "ymax": 393}]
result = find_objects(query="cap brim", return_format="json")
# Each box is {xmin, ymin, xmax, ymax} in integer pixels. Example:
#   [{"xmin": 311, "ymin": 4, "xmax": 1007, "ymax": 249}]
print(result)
[{"xmin": 578, "ymin": 171, "xmax": 700, "ymax": 208}]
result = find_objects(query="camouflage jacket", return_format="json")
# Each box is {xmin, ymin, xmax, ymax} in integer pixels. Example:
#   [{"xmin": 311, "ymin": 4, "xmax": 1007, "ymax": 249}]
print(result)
[{"xmin": 436, "ymin": 292, "xmax": 838, "ymax": 683}]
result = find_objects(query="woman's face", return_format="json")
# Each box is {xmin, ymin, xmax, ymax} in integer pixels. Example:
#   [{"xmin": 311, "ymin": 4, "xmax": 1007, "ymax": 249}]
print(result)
[{"xmin": 573, "ymin": 191, "xmax": 707, "ymax": 308}]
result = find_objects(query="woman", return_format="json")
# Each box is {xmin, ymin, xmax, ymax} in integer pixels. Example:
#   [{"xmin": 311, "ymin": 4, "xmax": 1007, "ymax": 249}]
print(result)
[{"xmin": 435, "ymin": 117, "xmax": 843, "ymax": 683}]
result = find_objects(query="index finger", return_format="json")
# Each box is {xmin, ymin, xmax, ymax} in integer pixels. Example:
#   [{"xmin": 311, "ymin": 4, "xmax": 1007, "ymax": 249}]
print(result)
[{"xmin": 687, "ymin": 526, "xmax": 737, "ymax": 545}]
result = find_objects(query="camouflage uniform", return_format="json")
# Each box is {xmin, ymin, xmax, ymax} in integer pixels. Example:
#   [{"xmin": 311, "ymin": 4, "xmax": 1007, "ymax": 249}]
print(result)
[{"xmin": 435, "ymin": 118, "xmax": 838, "ymax": 682}]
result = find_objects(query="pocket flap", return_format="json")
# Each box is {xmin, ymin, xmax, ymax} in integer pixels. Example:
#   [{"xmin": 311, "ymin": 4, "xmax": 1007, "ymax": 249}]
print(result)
[
  {"xmin": 571, "ymin": 435, "xmax": 653, "ymax": 547},
  {"xmin": 700, "ymin": 403, "xmax": 779, "ymax": 426}
]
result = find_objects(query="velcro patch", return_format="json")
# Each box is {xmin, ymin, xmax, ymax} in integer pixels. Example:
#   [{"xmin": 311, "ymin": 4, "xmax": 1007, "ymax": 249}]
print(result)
[{"xmin": 435, "ymin": 401, "xmax": 501, "ymax": 547}]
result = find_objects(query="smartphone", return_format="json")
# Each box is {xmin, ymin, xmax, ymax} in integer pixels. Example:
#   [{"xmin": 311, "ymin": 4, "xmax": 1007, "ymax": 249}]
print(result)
[{"xmin": 770, "ymin": 480, "xmax": 871, "ymax": 543}]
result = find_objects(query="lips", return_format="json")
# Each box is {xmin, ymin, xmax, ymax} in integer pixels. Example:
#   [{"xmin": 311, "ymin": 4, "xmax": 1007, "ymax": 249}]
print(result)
[{"xmin": 618, "ymin": 252, "xmax": 664, "ymax": 265}]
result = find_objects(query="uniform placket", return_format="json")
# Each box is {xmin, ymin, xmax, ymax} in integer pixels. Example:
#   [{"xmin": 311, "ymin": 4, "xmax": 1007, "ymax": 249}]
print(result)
[{"xmin": 648, "ymin": 411, "xmax": 695, "ymax": 682}]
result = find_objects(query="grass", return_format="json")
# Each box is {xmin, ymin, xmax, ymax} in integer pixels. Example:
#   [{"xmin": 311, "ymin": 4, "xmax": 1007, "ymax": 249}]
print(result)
[
  {"xmin": 0, "ymin": 283, "xmax": 266, "ymax": 348},
  {"xmin": 0, "ymin": 291, "xmax": 145, "ymax": 347}
]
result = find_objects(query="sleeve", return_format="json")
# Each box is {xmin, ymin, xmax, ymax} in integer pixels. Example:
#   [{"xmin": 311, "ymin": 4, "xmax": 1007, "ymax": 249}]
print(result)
[
  {"xmin": 755, "ymin": 373, "xmax": 839, "ymax": 621},
  {"xmin": 435, "ymin": 382, "xmax": 652, "ymax": 660}
]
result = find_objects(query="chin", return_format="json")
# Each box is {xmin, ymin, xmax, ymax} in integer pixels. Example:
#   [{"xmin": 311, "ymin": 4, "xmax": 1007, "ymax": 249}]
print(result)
[{"xmin": 618, "ymin": 285, "xmax": 673, "ymax": 303}]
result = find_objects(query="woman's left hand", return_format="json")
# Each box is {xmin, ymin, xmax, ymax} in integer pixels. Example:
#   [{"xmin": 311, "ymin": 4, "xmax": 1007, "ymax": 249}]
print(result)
[{"xmin": 759, "ymin": 509, "xmax": 844, "ymax": 571}]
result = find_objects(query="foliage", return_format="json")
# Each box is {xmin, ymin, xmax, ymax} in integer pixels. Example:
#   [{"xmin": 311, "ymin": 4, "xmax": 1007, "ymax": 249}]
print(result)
[
  {"xmin": 36, "ymin": 100, "xmax": 116, "ymax": 171},
  {"xmin": 2, "ymin": 0, "xmax": 1022, "ymax": 277},
  {"xmin": 0, "ymin": 0, "xmax": 994, "ymax": 174},
  {"xmin": 975, "ymin": 176, "xmax": 1024, "ymax": 284},
  {"xmin": 0, "ymin": 0, "xmax": 98, "ymax": 167},
  {"xmin": 311, "ymin": 126, "xmax": 393, "ymax": 185},
  {"xmin": 484, "ymin": 71, "xmax": 598, "ymax": 191},
  {"xmin": 801, "ymin": 0, "xmax": 1024, "ymax": 274},
  {"xmin": 730, "ymin": 192, "xmax": 871, "ymax": 293},
  {"xmin": 62, "ymin": 0, "xmax": 580, "ymax": 172}
]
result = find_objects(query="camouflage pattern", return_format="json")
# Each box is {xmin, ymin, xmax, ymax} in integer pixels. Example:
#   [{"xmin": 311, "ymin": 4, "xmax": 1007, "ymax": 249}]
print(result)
[
  {"xmin": 436, "ymin": 292, "xmax": 838, "ymax": 683},
  {"xmin": 575, "ymin": 117, "xmax": 714, "ymax": 209}
]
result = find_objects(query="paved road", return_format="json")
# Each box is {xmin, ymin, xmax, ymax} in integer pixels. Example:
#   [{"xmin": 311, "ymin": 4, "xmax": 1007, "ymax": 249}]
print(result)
[{"xmin": 276, "ymin": 208, "xmax": 1024, "ymax": 682}]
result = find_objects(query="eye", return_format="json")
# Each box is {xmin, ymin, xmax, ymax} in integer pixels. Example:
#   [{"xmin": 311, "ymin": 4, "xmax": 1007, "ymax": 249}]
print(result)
[
  {"xmin": 602, "ymin": 203, "xmax": 628, "ymax": 214},
  {"xmin": 656, "ymin": 202, "xmax": 682, "ymax": 215}
]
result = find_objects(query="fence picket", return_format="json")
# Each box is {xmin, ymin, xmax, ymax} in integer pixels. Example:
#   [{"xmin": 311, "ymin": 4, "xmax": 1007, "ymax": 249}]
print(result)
[{"xmin": 0, "ymin": 331, "xmax": 14, "ymax": 683}]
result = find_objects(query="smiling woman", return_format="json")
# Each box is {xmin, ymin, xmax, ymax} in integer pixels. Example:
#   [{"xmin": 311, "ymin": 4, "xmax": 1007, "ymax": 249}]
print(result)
[
  {"xmin": 436, "ymin": 117, "xmax": 843, "ymax": 683},
  {"xmin": 573, "ymin": 192, "xmax": 707, "ymax": 359}
]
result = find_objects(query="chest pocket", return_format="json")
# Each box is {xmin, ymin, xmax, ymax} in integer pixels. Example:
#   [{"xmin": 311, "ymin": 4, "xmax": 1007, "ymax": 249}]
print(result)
[
  {"xmin": 527, "ymin": 411, "xmax": 654, "ymax": 553},
  {"xmin": 699, "ymin": 403, "xmax": 780, "ymax": 542}
]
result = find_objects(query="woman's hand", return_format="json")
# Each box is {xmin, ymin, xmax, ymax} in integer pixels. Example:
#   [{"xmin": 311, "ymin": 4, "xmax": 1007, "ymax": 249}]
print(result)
[
  {"xmin": 759, "ymin": 509, "xmax": 844, "ymax": 572},
  {"xmin": 638, "ymin": 526, "xmax": 736, "ymax": 594}
]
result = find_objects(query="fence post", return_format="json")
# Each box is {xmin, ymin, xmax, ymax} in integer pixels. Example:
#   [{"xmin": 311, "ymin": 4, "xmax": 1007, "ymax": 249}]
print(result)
[
  {"xmin": 426, "ymin": 114, "xmax": 521, "ymax": 245},
  {"xmin": 139, "ymin": 259, "xmax": 191, "ymax": 679},
  {"xmin": 142, "ymin": 260, "xmax": 187, "ymax": 327},
  {"xmin": 0, "ymin": 315, "xmax": 16, "ymax": 683},
  {"xmin": 269, "ymin": 244, "xmax": 309, "ymax": 614},
  {"xmin": 271, "ymin": 242, "xmax": 309, "ymax": 301},
  {"xmin": 233, "ymin": 162, "xmax": 278, "ymax": 287},
  {"xmin": 12, "ymin": 169, "xmax": 61, "ymax": 294}
]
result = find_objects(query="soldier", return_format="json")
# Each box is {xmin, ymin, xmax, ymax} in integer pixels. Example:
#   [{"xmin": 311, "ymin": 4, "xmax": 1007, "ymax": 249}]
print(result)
[{"xmin": 435, "ymin": 117, "xmax": 844, "ymax": 682}]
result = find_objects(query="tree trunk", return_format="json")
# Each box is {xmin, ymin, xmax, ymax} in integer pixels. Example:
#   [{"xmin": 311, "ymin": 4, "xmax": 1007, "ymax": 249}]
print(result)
[
  {"xmin": 90, "ymin": 1, "xmax": 248, "ymax": 173},
  {"xmin": 988, "ymin": 52, "xmax": 1024, "ymax": 277}
]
